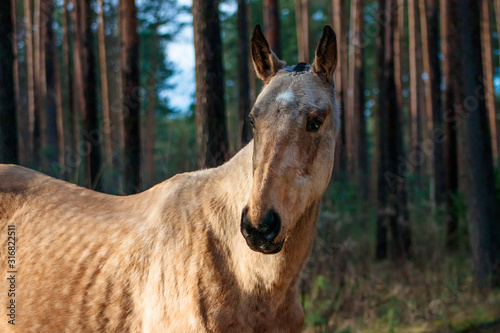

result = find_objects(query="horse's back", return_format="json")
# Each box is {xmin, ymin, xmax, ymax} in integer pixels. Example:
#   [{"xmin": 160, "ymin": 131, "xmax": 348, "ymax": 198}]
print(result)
[
  {"xmin": 0, "ymin": 164, "xmax": 147, "ymax": 332},
  {"xmin": 0, "ymin": 164, "xmax": 44, "ymax": 221}
]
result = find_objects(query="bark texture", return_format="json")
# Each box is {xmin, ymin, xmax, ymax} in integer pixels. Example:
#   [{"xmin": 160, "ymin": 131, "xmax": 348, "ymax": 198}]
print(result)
[
  {"xmin": 263, "ymin": 0, "xmax": 281, "ymax": 58},
  {"xmin": 99, "ymin": 0, "xmax": 113, "ymax": 170},
  {"xmin": 480, "ymin": 0, "xmax": 498, "ymax": 165},
  {"xmin": 120, "ymin": 0, "xmax": 141, "ymax": 194},
  {"xmin": 457, "ymin": 0, "xmax": 500, "ymax": 289},
  {"xmin": 192, "ymin": 0, "xmax": 229, "ymax": 169},
  {"xmin": 376, "ymin": 0, "xmax": 411, "ymax": 261}
]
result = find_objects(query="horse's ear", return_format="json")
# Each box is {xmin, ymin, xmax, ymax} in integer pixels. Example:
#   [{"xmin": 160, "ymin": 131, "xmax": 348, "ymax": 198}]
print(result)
[
  {"xmin": 251, "ymin": 25, "xmax": 285, "ymax": 83},
  {"xmin": 311, "ymin": 25, "xmax": 337, "ymax": 84}
]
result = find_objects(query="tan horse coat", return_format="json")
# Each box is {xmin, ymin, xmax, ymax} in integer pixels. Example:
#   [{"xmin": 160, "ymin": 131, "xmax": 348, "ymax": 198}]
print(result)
[{"xmin": 0, "ymin": 25, "xmax": 339, "ymax": 332}]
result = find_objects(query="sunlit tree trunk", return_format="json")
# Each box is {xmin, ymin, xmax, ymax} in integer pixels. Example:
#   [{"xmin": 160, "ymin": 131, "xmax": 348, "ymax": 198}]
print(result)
[
  {"xmin": 98, "ymin": 0, "xmax": 113, "ymax": 171},
  {"xmin": 120, "ymin": 0, "xmax": 141, "ymax": 193},
  {"xmin": 237, "ymin": 0, "xmax": 252, "ymax": 147},
  {"xmin": 408, "ymin": 0, "xmax": 423, "ymax": 181},
  {"xmin": 296, "ymin": 0, "xmax": 309, "ymax": 62},
  {"xmin": 419, "ymin": 0, "xmax": 433, "ymax": 150},
  {"xmin": 394, "ymin": 0, "xmax": 404, "ymax": 117},
  {"xmin": 263, "ymin": 0, "xmax": 281, "ymax": 57},
  {"xmin": 23, "ymin": 0, "xmax": 35, "ymax": 167},
  {"xmin": 419, "ymin": 0, "xmax": 433, "ymax": 191},
  {"xmin": 457, "ymin": 0, "xmax": 500, "ymax": 289},
  {"xmin": 441, "ymin": 0, "xmax": 459, "ymax": 251},
  {"xmin": 73, "ymin": 0, "xmax": 102, "ymax": 189},
  {"xmin": 420, "ymin": 0, "xmax": 445, "ymax": 204},
  {"xmin": 480, "ymin": 0, "xmax": 498, "ymax": 166},
  {"xmin": 0, "ymin": 0, "xmax": 18, "ymax": 164},
  {"xmin": 192, "ymin": 0, "xmax": 229, "ymax": 168}
]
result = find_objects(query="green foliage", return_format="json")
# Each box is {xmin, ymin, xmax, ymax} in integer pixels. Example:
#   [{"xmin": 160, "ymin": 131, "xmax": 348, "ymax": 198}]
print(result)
[
  {"xmin": 137, "ymin": 0, "xmax": 187, "ymax": 117},
  {"xmin": 153, "ymin": 113, "xmax": 197, "ymax": 183}
]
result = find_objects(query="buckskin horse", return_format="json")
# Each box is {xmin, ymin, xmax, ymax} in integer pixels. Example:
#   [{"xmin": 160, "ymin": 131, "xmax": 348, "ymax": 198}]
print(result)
[{"xmin": 0, "ymin": 25, "xmax": 339, "ymax": 332}]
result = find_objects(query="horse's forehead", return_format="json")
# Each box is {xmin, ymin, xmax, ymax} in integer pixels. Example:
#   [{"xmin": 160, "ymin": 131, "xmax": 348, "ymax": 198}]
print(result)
[{"xmin": 254, "ymin": 73, "xmax": 331, "ymax": 117}]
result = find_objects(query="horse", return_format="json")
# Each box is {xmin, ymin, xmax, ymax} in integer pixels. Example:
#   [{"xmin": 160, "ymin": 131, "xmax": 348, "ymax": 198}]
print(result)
[{"xmin": 0, "ymin": 24, "xmax": 339, "ymax": 332}]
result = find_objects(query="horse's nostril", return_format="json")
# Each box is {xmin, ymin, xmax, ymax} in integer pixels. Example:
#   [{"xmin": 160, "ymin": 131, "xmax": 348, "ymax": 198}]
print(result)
[
  {"xmin": 259, "ymin": 209, "xmax": 281, "ymax": 241},
  {"xmin": 240, "ymin": 208, "xmax": 283, "ymax": 254},
  {"xmin": 241, "ymin": 208, "xmax": 281, "ymax": 242}
]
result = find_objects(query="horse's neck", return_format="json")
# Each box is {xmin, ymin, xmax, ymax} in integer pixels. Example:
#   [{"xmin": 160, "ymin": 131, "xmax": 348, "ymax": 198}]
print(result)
[{"xmin": 207, "ymin": 142, "xmax": 320, "ymax": 297}]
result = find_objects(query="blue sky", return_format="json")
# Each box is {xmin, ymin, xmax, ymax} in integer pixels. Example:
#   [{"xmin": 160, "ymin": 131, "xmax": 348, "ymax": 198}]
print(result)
[{"xmin": 164, "ymin": 0, "xmax": 237, "ymax": 113}]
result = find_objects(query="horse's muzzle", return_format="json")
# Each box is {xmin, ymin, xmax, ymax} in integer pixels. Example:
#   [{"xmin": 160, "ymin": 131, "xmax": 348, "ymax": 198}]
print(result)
[{"xmin": 240, "ymin": 207, "xmax": 283, "ymax": 254}]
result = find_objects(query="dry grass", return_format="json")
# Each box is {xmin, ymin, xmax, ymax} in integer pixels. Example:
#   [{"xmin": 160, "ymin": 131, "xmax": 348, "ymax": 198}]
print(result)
[{"xmin": 300, "ymin": 185, "xmax": 500, "ymax": 333}]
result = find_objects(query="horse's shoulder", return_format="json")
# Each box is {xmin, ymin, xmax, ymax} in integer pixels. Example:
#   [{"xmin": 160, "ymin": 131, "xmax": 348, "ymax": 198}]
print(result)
[{"xmin": 0, "ymin": 164, "xmax": 49, "ymax": 194}]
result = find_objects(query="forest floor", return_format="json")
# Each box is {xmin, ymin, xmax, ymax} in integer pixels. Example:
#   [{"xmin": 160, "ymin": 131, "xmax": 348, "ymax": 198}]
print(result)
[
  {"xmin": 300, "ymin": 191, "xmax": 500, "ymax": 333},
  {"xmin": 302, "ymin": 258, "xmax": 500, "ymax": 333}
]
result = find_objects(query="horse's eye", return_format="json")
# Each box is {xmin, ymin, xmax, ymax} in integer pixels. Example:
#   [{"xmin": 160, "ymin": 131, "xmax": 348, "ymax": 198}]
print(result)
[
  {"xmin": 248, "ymin": 114, "xmax": 255, "ymax": 128},
  {"xmin": 307, "ymin": 117, "xmax": 323, "ymax": 132}
]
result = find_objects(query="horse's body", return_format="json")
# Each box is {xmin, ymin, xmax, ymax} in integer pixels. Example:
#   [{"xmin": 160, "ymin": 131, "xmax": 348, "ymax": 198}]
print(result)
[{"xmin": 0, "ymin": 25, "xmax": 339, "ymax": 332}]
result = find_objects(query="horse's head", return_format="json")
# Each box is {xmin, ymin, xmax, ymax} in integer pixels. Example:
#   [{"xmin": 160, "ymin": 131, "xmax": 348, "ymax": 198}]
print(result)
[{"xmin": 241, "ymin": 25, "xmax": 340, "ymax": 254}]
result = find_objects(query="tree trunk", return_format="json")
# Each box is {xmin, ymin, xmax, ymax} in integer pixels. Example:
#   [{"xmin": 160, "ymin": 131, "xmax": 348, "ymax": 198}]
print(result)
[
  {"xmin": 120, "ymin": 0, "xmax": 141, "ymax": 194},
  {"xmin": 457, "ymin": 0, "xmax": 500, "ymax": 289},
  {"xmin": 51, "ymin": 0, "xmax": 65, "ymax": 174},
  {"xmin": 263, "ymin": 0, "xmax": 281, "ymax": 58},
  {"xmin": 296, "ymin": 0, "xmax": 309, "ymax": 63},
  {"xmin": 75, "ymin": 0, "xmax": 102, "ymax": 190},
  {"xmin": 42, "ymin": 0, "xmax": 61, "ymax": 174},
  {"xmin": 377, "ymin": 0, "xmax": 411, "ymax": 261},
  {"xmin": 494, "ymin": 0, "xmax": 500, "ymax": 162},
  {"xmin": 332, "ymin": 0, "xmax": 347, "ymax": 178},
  {"xmin": 408, "ymin": 0, "xmax": 423, "ymax": 179},
  {"xmin": 0, "ymin": 0, "xmax": 18, "ymax": 164},
  {"xmin": 394, "ymin": 0, "xmax": 404, "ymax": 117},
  {"xmin": 192, "ymin": 0, "xmax": 229, "ymax": 169},
  {"xmin": 347, "ymin": 0, "xmax": 366, "ymax": 191},
  {"xmin": 63, "ymin": 0, "xmax": 78, "ymax": 180},
  {"xmin": 356, "ymin": 0, "xmax": 367, "ymax": 196},
  {"xmin": 11, "ymin": 0, "xmax": 23, "ymax": 165},
  {"xmin": 237, "ymin": 0, "xmax": 252, "ymax": 147},
  {"xmin": 33, "ymin": 0, "xmax": 42, "ymax": 167},
  {"xmin": 480, "ymin": 0, "xmax": 498, "ymax": 166},
  {"xmin": 420, "ymin": 0, "xmax": 445, "ymax": 204},
  {"xmin": 441, "ymin": 0, "xmax": 460, "ymax": 251},
  {"xmin": 346, "ymin": 0, "xmax": 358, "ymax": 178},
  {"xmin": 376, "ymin": 0, "xmax": 389, "ymax": 260},
  {"xmin": 98, "ymin": 0, "xmax": 113, "ymax": 170},
  {"xmin": 23, "ymin": 0, "xmax": 35, "ymax": 167},
  {"xmin": 39, "ymin": 0, "xmax": 48, "ymax": 171}
]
